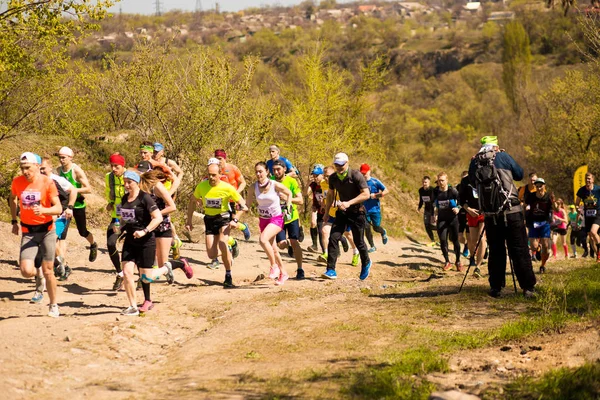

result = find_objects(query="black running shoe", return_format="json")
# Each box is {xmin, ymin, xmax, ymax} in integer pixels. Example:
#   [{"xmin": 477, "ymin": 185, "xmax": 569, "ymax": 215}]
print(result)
[
  {"xmin": 223, "ymin": 274, "xmax": 233, "ymax": 288},
  {"xmin": 488, "ymin": 288, "xmax": 502, "ymax": 298},
  {"xmin": 59, "ymin": 265, "xmax": 72, "ymax": 281},
  {"xmin": 112, "ymin": 274, "xmax": 124, "ymax": 291},
  {"xmin": 231, "ymin": 239, "xmax": 239, "ymax": 259},
  {"xmin": 298, "ymin": 226, "xmax": 305, "ymax": 242},
  {"xmin": 89, "ymin": 242, "xmax": 98, "ymax": 262},
  {"xmin": 341, "ymin": 238, "xmax": 349, "ymax": 253},
  {"xmin": 295, "ymin": 268, "xmax": 305, "ymax": 280}
]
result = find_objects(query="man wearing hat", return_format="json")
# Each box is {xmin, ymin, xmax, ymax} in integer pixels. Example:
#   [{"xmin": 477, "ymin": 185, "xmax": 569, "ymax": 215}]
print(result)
[
  {"xmin": 152, "ymin": 142, "xmax": 183, "ymax": 180},
  {"xmin": 524, "ymin": 178, "xmax": 553, "ymax": 273},
  {"xmin": 360, "ymin": 163, "xmax": 389, "ymax": 252},
  {"xmin": 10, "ymin": 152, "xmax": 63, "ymax": 317},
  {"xmin": 57, "ymin": 146, "xmax": 98, "ymax": 262},
  {"xmin": 323, "ymin": 152, "xmax": 372, "ymax": 280},
  {"xmin": 468, "ymin": 136, "xmax": 537, "ymax": 298}
]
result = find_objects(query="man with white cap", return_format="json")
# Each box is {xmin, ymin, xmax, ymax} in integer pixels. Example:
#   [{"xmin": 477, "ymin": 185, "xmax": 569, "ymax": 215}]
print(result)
[
  {"xmin": 10, "ymin": 152, "xmax": 63, "ymax": 317},
  {"xmin": 323, "ymin": 152, "xmax": 372, "ymax": 280},
  {"xmin": 56, "ymin": 146, "xmax": 97, "ymax": 262}
]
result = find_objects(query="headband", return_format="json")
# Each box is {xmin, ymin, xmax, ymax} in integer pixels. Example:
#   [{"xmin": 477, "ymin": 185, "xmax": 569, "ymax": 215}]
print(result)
[
  {"xmin": 109, "ymin": 153, "xmax": 126, "ymax": 167},
  {"xmin": 140, "ymin": 145, "xmax": 154, "ymax": 152},
  {"xmin": 123, "ymin": 170, "xmax": 141, "ymax": 183}
]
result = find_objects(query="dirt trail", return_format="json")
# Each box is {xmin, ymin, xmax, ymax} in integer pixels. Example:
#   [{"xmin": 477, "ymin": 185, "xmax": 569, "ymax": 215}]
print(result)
[{"xmin": 0, "ymin": 222, "xmax": 598, "ymax": 399}]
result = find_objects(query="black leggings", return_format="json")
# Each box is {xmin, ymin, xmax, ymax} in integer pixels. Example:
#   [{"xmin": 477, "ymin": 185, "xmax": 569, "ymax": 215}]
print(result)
[
  {"xmin": 437, "ymin": 217, "xmax": 460, "ymax": 263},
  {"xmin": 365, "ymin": 224, "xmax": 386, "ymax": 248},
  {"xmin": 73, "ymin": 207, "xmax": 91, "ymax": 238},
  {"xmin": 107, "ymin": 221, "xmax": 121, "ymax": 273}
]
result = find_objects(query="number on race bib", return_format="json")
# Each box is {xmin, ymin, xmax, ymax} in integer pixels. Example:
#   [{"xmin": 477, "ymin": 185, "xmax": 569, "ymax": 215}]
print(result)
[
  {"xmin": 121, "ymin": 208, "xmax": 136, "ymax": 222},
  {"xmin": 438, "ymin": 200, "xmax": 449, "ymax": 209},
  {"xmin": 206, "ymin": 198, "xmax": 222, "ymax": 209},
  {"xmin": 21, "ymin": 191, "xmax": 41, "ymax": 209},
  {"xmin": 422, "ymin": 196, "xmax": 430, "ymax": 202},
  {"xmin": 586, "ymin": 209, "xmax": 597, "ymax": 217}
]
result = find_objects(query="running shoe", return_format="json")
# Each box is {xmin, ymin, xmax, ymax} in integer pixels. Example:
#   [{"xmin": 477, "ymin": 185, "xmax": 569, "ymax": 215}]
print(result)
[
  {"xmin": 307, "ymin": 245, "xmax": 319, "ymax": 253},
  {"xmin": 455, "ymin": 262, "xmax": 464, "ymax": 273},
  {"xmin": 136, "ymin": 278, "xmax": 142, "ymax": 290},
  {"xmin": 287, "ymin": 245, "xmax": 294, "ymax": 258},
  {"xmin": 322, "ymin": 269, "xmax": 337, "ymax": 279},
  {"xmin": 295, "ymin": 268, "xmax": 305, "ymax": 280},
  {"xmin": 275, "ymin": 272, "xmax": 289, "ymax": 285},
  {"xmin": 171, "ymin": 238, "xmax": 183, "ymax": 260},
  {"xmin": 368, "ymin": 246, "xmax": 377, "ymax": 253},
  {"xmin": 427, "ymin": 242, "xmax": 436, "ymax": 247},
  {"xmin": 298, "ymin": 226, "xmax": 305, "ymax": 242},
  {"xmin": 382, "ymin": 229, "xmax": 388, "ymax": 245},
  {"xmin": 318, "ymin": 253, "xmax": 328, "ymax": 262},
  {"xmin": 269, "ymin": 265, "xmax": 281, "ymax": 280},
  {"xmin": 207, "ymin": 259, "xmax": 220, "ymax": 270},
  {"xmin": 89, "ymin": 242, "xmax": 98, "ymax": 262},
  {"xmin": 48, "ymin": 304, "xmax": 60, "ymax": 318},
  {"xmin": 462, "ymin": 248, "xmax": 469, "ymax": 258},
  {"xmin": 341, "ymin": 239, "xmax": 349, "ymax": 253},
  {"xmin": 139, "ymin": 300, "xmax": 154, "ymax": 312},
  {"xmin": 181, "ymin": 258, "xmax": 194, "ymax": 279},
  {"xmin": 443, "ymin": 262, "xmax": 453, "ymax": 271},
  {"xmin": 570, "ymin": 254, "xmax": 577, "ymax": 258},
  {"xmin": 539, "ymin": 266, "xmax": 546, "ymax": 274},
  {"xmin": 582, "ymin": 250, "xmax": 589, "ymax": 258},
  {"xmin": 488, "ymin": 288, "xmax": 502, "ymax": 298},
  {"xmin": 359, "ymin": 261, "xmax": 372, "ymax": 281},
  {"xmin": 523, "ymin": 289, "xmax": 537, "ymax": 299},
  {"xmin": 351, "ymin": 253, "xmax": 359, "ymax": 267},
  {"xmin": 31, "ymin": 291, "xmax": 43, "ymax": 303},
  {"xmin": 54, "ymin": 261, "xmax": 65, "ymax": 278},
  {"xmin": 241, "ymin": 224, "xmax": 251, "ymax": 241},
  {"xmin": 165, "ymin": 262, "xmax": 174, "ymax": 284},
  {"xmin": 122, "ymin": 306, "xmax": 139, "ymax": 316},
  {"xmin": 469, "ymin": 258, "xmax": 476, "ymax": 267},
  {"xmin": 231, "ymin": 239, "xmax": 240, "ymax": 259},
  {"xmin": 112, "ymin": 274, "xmax": 124, "ymax": 291},
  {"xmin": 473, "ymin": 267, "xmax": 482, "ymax": 278},
  {"xmin": 59, "ymin": 265, "xmax": 71, "ymax": 281},
  {"xmin": 223, "ymin": 274, "xmax": 233, "ymax": 288},
  {"xmin": 483, "ymin": 247, "xmax": 489, "ymax": 259}
]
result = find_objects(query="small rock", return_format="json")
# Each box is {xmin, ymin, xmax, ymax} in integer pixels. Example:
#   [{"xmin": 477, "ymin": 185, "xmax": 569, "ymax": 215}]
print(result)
[
  {"xmin": 506, "ymin": 363, "xmax": 515, "ymax": 370},
  {"xmin": 1, "ymin": 298, "xmax": 8, "ymax": 302},
  {"xmin": 496, "ymin": 366, "xmax": 507, "ymax": 373},
  {"xmin": 254, "ymin": 274, "xmax": 265, "ymax": 282},
  {"xmin": 500, "ymin": 345, "xmax": 511, "ymax": 352},
  {"xmin": 529, "ymin": 345, "xmax": 542, "ymax": 351},
  {"xmin": 65, "ymin": 336, "xmax": 72, "ymax": 342},
  {"xmin": 116, "ymin": 317, "xmax": 120, "ymax": 322},
  {"xmin": 520, "ymin": 347, "xmax": 528, "ymax": 355},
  {"xmin": 429, "ymin": 390, "xmax": 481, "ymax": 400}
]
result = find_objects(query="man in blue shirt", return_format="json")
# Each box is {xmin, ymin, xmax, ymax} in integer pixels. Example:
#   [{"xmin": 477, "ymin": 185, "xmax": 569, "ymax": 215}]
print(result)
[
  {"xmin": 266, "ymin": 145, "xmax": 297, "ymax": 178},
  {"xmin": 360, "ymin": 163, "xmax": 389, "ymax": 252},
  {"xmin": 575, "ymin": 172, "xmax": 600, "ymax": 261}
]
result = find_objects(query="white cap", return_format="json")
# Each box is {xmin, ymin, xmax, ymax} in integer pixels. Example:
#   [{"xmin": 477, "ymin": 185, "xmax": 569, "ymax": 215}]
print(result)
[
  {"xmin": 333, "ymin": 152, "xmax": 349, "ymax": 165},
  {"xmin": 58, "ymin": 146, "xmax": 74, "ymax": 157},
  {"xmin": 20, "ymin": 152, "xmax": 38, "ymax": 164},
  {"xmin": 207, "ymin": 157, "xmax": 220, "ymax": 166}
]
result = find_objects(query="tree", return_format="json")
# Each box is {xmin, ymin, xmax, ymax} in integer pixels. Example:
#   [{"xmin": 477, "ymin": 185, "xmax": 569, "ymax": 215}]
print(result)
[{"xmin": 502, "ymin": 21, "xmax": 531, "ymax": 115}]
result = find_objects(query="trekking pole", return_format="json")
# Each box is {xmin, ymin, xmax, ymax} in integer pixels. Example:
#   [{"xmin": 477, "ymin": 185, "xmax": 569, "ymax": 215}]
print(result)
[
  {"xmin": 458, "ymin": 225, "xmax": 486, "ymax": 293},
  {"xmin": 509, "ymin": 255, "xmax": 518, "ymax": 294}
]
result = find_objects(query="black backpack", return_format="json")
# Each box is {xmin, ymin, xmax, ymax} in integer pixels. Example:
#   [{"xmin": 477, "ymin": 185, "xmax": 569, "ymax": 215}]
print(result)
[{"xmin": 474, "ymin": 150, "xmax": 512, "ymax": 216}]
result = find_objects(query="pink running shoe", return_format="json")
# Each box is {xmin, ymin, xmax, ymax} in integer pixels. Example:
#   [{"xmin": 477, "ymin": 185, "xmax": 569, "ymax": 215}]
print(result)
[
  {"xmin": 275, "ymin": 272, "xmax": 289, "ymax": 286},
  {"xmin": 269, "ymin": 265, "xmax": 280, "ymax": 280},
  {"xmin": 139, "ymin": 300, "xmax": 154, "ymax": 312},
  {"xmin": 181, "ymin": 258, "xmax": 194, "ymax": 279}
]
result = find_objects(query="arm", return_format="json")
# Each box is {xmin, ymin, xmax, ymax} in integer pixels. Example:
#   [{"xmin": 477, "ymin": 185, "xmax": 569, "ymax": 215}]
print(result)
[
  {"xmin": 323, "ymin": 187, "xmax": 334, "ymax": 223},
  {"xmin": 340, "ymin": 188, "xmax": 370, "ymax": 210},
  {"xmin": 185, "ymin": 193, "xmax": 199, "ymax": 231},
  {"xmin": 166, "ymin": 174, "xmax": 181, "ymax": 196},
  {"xmin": 274, "ymin": 182, "xmax": 293, "ymax": 211},
  {"xmin": 134, "ymin": 209, "xmax": 163, "ymax": 239},
  {"xmin": 155, "ymin": 182, "xmax": 176, "ymax": 216},
  {"xmin": 36, "ymin": 195, "xmax": 62, "ymax": 217},
  {"xmin": 235, "ymin": 167, "xmax": 246, "ymax": 193},
  {"xmin": 417, "ymin": 190, "xmax": 423, "ymax": 211},
  {"xmin": 65, "ymin": 186, "xmax": 77, "ymax": 219},
  {"xmin": 105, "ymin": 174, "xmax": 113, "ymax": 212},
  {"xmin": 9, "ymin": 193, "xmax": 19, "ymax": 235},
  {"xmin": 168, "ymin": 159, "xmax": 184, "ymax": 180},
  {"xmin": 75, "ymin": 165, "xmax": 92, "ymax": 195}
]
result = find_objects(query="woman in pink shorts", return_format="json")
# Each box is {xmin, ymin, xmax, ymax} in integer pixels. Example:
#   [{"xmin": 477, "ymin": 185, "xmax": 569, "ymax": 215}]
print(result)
[{"xmin": 248, "ymin": 162, "xmax": 292, "ymax": 285}]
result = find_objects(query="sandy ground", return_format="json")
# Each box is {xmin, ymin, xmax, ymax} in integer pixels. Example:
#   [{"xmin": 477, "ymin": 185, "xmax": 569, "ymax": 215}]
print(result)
[{"xmin": 0, "ymin": 222, "xmax": 598, "ymax": 399}]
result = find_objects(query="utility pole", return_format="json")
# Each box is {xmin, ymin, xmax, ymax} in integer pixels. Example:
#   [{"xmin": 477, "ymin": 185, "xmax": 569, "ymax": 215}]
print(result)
[
  {"xmin": 155, "ymin": 0, "xmax": 162, "ymax": 16},
  {"xmin": 195, "ymin": 0, "xmax": 202, "ymax": 12},
  {"xmin": 215, "ymin": 1, "xmax": 220, "ymax": 13}
]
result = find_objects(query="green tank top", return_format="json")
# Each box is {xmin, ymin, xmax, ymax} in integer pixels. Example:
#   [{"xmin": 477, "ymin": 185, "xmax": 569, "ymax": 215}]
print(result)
[{"xmin": 60, "ymin": 164, "xmax": 85, "ymax": 208}]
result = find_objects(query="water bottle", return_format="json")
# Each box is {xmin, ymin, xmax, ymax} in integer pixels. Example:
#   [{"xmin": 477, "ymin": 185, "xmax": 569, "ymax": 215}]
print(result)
[{"xmin": 113, "ymin": 218, "xmax": 121, "ymax": 234}]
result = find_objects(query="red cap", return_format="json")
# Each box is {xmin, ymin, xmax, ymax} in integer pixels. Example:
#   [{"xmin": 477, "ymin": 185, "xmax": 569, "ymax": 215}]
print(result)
[
  {"xmin": 109, "ymin": 153, "xmax": 126, "ymax": 167},
  {"xmin": 214, "ymin": 149, "xmax": 227, "ymax": 159},
  {"xmin": 360, "ymin": 163, "xmax": 370, "ymax": 173}
]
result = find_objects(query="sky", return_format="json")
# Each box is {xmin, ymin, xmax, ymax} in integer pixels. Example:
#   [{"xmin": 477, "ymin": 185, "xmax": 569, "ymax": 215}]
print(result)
[{"xmin": 108, "ymin": 0, "xmax": 307, "ymax": 14}]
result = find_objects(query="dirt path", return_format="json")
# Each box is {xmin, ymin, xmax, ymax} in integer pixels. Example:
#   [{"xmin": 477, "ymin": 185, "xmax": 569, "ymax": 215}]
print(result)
[{"xmin": 0, "ymin": 222, "xmax": 598, "ymax": 399}]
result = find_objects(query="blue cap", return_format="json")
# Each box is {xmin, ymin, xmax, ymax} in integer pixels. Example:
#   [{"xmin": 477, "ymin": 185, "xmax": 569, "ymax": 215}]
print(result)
[
  {"xmin": 312, "ymin": 166, "xmax": 324, "ymax": 175},
  {"xmin": 34, "ymin": 154, "xmax": 42, "ymax": 165},
  {"xmin": 123, "ymin": 170, "xmax": 141, "ymax": 183},
  {"xmin": 153, "ymin": 142, "xmax": 164, "ymax": 152}
]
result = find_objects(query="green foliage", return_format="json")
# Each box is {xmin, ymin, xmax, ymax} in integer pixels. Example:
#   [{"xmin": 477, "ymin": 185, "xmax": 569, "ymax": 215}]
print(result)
[{"xmin": 502, "ymin": 20, "xmax": 532, "ymax": 114}]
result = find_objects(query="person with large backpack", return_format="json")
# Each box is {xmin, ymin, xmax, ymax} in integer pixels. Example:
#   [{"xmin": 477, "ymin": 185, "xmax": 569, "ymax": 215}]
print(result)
[{"xmin": 467, "ymin": 136, "xmax": 537, "ymax": 299}]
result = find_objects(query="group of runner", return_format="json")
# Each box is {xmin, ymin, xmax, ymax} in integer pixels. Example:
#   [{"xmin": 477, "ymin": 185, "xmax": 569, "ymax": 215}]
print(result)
[{"xmin": 9, "ymin": 144, "xmax": 391, "ymax": 317}]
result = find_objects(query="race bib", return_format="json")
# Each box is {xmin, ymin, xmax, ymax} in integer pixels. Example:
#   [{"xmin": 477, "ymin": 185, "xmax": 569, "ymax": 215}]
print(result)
[
  {"xmin": 258, "ymin": 205, "xmax": 279, "ymax": 218},
  {"xmin": 206, "ymin": 198, "xmax": 222, "ymax": 209},
  {"xmin": 121, "ymin": 208, "xmax": 136, "ymax": 222},
  {"xmin": 533, "ymin": 221, "xmax": 547, "ymax": 229},
  {"xmin": 422, "ymin": 196, "xmax": 430, "ymax": 202},
  {"xmin": 438, "ymin": 200, "xmax": 449, "ymax": 209},
  {"xmin": 586, "ymin": 209, "xmax": 597, "ymax": 217},
  {"xmin": 21, "ymin": 191, "xmax": 41, "ymax": 209}
]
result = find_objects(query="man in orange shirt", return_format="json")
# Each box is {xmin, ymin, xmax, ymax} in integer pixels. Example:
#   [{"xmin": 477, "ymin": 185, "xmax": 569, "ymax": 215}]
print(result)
[{"xmin": 10, "ymin": 152, "xmax": 63, "ymax": 317}]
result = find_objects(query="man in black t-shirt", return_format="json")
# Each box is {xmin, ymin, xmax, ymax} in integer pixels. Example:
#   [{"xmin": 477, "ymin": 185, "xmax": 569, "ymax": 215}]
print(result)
[
  {"xmin": 418, "ymin": 176, "xmax": 437, "ymax": 245},
  {"xmin": 323, "ymin": 153, "xmax": 371, "ymax": 280},
  {"xmin": 434, "ymin": 172, "xmax": 462, "ymax": 271},
  {"xmin": 525, "ymin": 178, "xmax": 553, "ymax": 273}
]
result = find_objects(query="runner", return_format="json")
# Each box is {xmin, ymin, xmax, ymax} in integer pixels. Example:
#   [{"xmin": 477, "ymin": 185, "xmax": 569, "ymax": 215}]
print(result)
[
  {"xmin": 186, "ymin": 163, "xmax": 248, "ymax": 287},
  {"xmin": 39, "ymin": 157, "xmax": 77, "ymax": 282},
  {"xmin": 575, "ymin": 172, "xmax": 600, "ymax": 262},
  {"xmin": 10, "ymin": 152, "xmax": 63, "ymax": 317},
  {"xmin": 551, "ymin": 198, "xmax": 568, "ymax": 260},
  {"xmin": 418, "ymin": 176, "xmax": 437, "ymax": 246},
  {"xmin": 246, "ymin": 162, "xmax": 292, "ymax": 285},
  {"xmin": 455, "ymin": 171, "xmax": 470, "ymax": 258},
  {"xmin": 152, "ymin": 142, "xmax": 184, "ymax": 180},
  {"xmin": 56, "ymin": 146, "xmax": 98, "ymax": 262},
  {"xmin": 266, "ymin": 145, "xmax": 297, "ymax": 178},
  {"xmin": 307, "ymin": 165, "xmax": 326, "ymax": 253},
  {"xmin": 137, "ymin": 169, "xmax": 193, "ymax": 312},
  {"xmin": 525, "ymin": 178, "xmax": 553, "ymax": 273},
  {"xmin": 567, "ymin": 204, "xmax": 583, "ymax": 258},
  {"xmin": 359, "ymin": 163, "xmax": 389, "ymax": 253},
  {"xmin": 272, "ymin": 159, "xmax": 305, "ymax": 279},
  {"xmin": 119, "ymin": 170, "xmax": 163, "ymax": 316},
  {"xmin": 433, "ymin": 172, "xmax": 462, "ymax": 272},
  {"xmin": 319, "ymin": 166, "xmax": 352, "ymax": 265},
  {"xmin": 459, "ymin": 171, "xmax": 485, "ymax": 278},
  {"xmin": 105, "ymin": 153, "xmax": 127, "ymax": 290},
  {"xmin": 322, "ymin": 153, "xmax": 372, "ymax": 280}
]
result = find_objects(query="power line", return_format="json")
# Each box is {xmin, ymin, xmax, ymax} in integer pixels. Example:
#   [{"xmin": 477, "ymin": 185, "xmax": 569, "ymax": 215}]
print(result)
[
  {"xmin": 195, "ymin": 0, "xmax": 202, "ymax": 12},
  {"xmin": 155, "ymin": 0, "xmax": 162, "ymax": 16}
]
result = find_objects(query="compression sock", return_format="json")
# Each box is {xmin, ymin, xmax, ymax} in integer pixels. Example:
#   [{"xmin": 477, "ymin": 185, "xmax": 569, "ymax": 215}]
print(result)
[
  {"xmin": 563, "ymin": 244, "xmax": 568, "ymax": 258},
  {"xmin": 227, "ymin": 236, "xmax": 235, "ymax": 247},
  {"xmin": 551, "ymin": 243, "xmax": 557, "ymax": 257},
  {"xmin": 238, "ymin": 222, "xmax": 247, "ymax": 232},
  {"xmin": 310, "ymin": 227, "xmax": 318, "ymax": 247},
  {"xmin": 572, "ymin": 244, "xmax": 577, "ymax": 256},
  {"xmin": 142, "ymin": 282, "xmax": 151, "ymax": 302}
]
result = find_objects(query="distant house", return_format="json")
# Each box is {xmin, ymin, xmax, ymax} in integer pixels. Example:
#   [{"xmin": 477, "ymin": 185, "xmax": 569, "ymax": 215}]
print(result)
[
  {"xmin": 358, "ymin": 4, "xmax": 378, "ymax": 13},
  {"xmin": 464, "ymin": 2, "xmax": 482, "ymax": 12},
  {"xmin": 488, "ymin": 11, "xmax": 515, "ymax": 21}
]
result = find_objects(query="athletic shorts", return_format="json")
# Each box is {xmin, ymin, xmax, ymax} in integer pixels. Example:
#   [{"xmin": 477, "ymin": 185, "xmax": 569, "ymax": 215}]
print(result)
[
  {"xmin": 585, "ymin": 215, "xmax": 600, "ymax": 233},
  {"xmin": 325, "ymin": 216, "xmax": 352, "ymax": 232},
  {"xmin": 154, "ymin": 219, "xmax": 173, "ymax": 238},
  {"xmin": 20, "ymin": 230, "xmax": 57, "ymax": 264},
  {"xmin": 528, "ymin": 221, "xmax": 551, "ymax": 239},
  {"xmin": 366, "ymin": 211, "xmax": 382, "ymax": 227},
  {"xmin": 467, "ymin": 213, "xmax": 485, "ymax": 228},
  {"xmin": 276, "ymin": 219, "xmax": 300, "ymax": 243},
  {"xmin": 259, "ymin": 214, "xmax": 284, "ymax": 233},
  {"xmin": 458, "ymin": 212, "xmax": 468, "ymax": 233},
  {"xmin": 122, "ymin": 240, "xmax": 156, "ymax": 269},
  {"xmin": 552, "ymin": 228, "xmax": 567, "ymax": 236},
  {"xmin": 204, "ymin": 213, "xmax": 231, "ymax": 236}
]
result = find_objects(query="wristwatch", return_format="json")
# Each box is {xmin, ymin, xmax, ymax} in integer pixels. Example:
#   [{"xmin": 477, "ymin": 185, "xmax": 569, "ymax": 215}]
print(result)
[
  {"xmin": 11, "ymin": 219, "xmax": 17, "ymax": 225},
  {"xmin": 233, "ymin": 218, "xmax": 239, "ymax": 223},
  {"xmin": 67, "ymin": 205, "xmax": 74, "ymax": 210}
]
